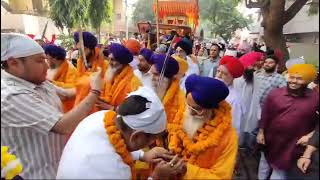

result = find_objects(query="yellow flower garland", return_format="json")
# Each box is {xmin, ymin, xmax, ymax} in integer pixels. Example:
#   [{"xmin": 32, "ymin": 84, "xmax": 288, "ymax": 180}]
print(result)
[
  {"xmin": 168, "ymin": 100, "xmax": 232, "ymax": 164},
  {"xmin": 1, "ymin": 146, "xmax": 23, "ymax": 180}
]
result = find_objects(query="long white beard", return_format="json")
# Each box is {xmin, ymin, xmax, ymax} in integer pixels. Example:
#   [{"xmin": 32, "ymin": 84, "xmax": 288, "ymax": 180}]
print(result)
[
  {"xmin": 105, "ymin": 65, "xmax": 122, "ymax": 82},
  {"xmin": 182, "ymin": 108, "xmax": 208, "ymax": 139},
  {"xmin": 151, "ymin": 77, "xmax": 170, "ymax": 99}
]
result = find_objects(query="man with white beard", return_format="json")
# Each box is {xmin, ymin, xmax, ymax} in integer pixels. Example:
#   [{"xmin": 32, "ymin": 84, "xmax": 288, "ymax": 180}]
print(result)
[
  {"xmin": 167, "ymin": 74, "xmax": 238, "ymax": 179},
  {"xmin": 72, "ymin": 43, "xmax": 142, "ymax": 114},
  {"xmin": 148, "ymin": 54, "xmax": 186, "ymax": 127},
  {"xmin": 94, "ymin": 43, "xmax": 142, "ymax": 111}
]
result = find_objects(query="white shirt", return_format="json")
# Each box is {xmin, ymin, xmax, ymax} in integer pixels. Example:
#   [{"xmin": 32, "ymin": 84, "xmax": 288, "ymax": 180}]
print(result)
[
  {"xmin": 186, "ymin": 56, "xmax": 200, "ymax": 76},
  {"xmin": 134, "ymin": 69, "xmax": 152, "ymax": 88},
  {"xmin": 1, "ymin": 71, "xmax": 64, "ymax": 179},
  {"xmin": 129, "ymin": 56, "xmax": 139, "ymax": 70},
  {"xmin": 225, "ymin": 84, "xmax": 246, "ymax": 135},
  {"xmin": 57, "ymin": 110, "xmax": 141, "ymax": 179}
]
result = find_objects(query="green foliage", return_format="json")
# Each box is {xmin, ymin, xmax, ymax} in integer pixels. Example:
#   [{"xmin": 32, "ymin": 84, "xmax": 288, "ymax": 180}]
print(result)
[
  {"xmin": 57, "ymin": 33, "xmax": 74, "ymax": 51},
  {"xmin": 87, "ymin": 0, "xmax": 112, "ymax": 30},
  {"xmin": 199, "ymin": 0, "xmax": 251, "ymax": 41},
  {"xmin": 132, "ymin": 0, "xmax": 155, "ymax": 24},
  {"xmin": 48, "ymin": 0, "xmax": 112, "ymax": 34}
]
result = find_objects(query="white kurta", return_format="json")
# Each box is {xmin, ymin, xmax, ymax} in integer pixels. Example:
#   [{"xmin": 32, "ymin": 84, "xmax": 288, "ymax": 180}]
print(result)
[
  {"xmin": 241, "ymin": 73, "xmax": 263, "ymax": 133},
  {"xmin": 129, "ymin": 56, "xmax": 139, "ymax": 70},
  {"xmin": 225, "ymin": 84, "xmax": 246, "ymax": 135},
  {"xmin": 134, "ymin": 69, "xmax": 152, "ymax": 88},
  {"xmin": 186, "ymin": 56, "xmax": 200, "ymax": 76},
  {"xmin": 57, "ymin": 110, "xmax": 140, "ymax": 179}
]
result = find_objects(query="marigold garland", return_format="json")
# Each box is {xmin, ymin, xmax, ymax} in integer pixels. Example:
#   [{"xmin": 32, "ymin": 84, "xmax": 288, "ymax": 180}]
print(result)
[
  {"xmin": 168, "ymin": 100, "xmax": 232, "ymax": 164},
  {"xmin": 162, "ymin": 79, "xmax": 186, "ymax": 125},
  {"xmin": 103, "ymin": 111, "xmax": 134, "ymax": 172}
]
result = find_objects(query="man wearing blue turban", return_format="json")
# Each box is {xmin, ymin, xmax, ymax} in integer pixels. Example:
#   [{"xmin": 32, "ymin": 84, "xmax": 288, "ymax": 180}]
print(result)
[
  {"xmin": 133, "ymin": 48, "xmax": 154, "ymax": 88},
  {"xmin": 167, "ymin": 74, "xmax": 238, "ymax": 179},
  {"xmin": 44, "ymin": 44, "xmax": 77, "ymax": 112}
]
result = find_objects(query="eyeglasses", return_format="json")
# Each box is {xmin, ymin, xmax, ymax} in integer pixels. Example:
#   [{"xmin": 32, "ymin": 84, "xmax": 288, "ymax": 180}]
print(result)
[{"xmin": 186, "ymin": 103, "xmax": 204, "ymax": 114}]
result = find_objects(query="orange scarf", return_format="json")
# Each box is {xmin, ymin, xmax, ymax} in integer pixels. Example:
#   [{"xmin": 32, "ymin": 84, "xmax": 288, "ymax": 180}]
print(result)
[
  {"xmin": 76, "ymin": 47, "xmax": 107, "ymax": 77},
  {"xmin": 102, "ymin": 65, "xmax": 141, "ymax": 106},
  {"xmin": 52, "ymin": 60, "xmax": 77, "ymax": 112},
  {"xmin": 162, "ymin": 79, "xmax": 186, "ymax": 125},
  {"xmin": 74, "ymin": 47, "xmax": 108, "ymax": 111}
]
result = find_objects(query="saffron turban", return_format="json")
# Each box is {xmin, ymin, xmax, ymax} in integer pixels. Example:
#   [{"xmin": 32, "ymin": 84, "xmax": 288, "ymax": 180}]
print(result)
[
  {"xmin": 139, "ymin": 48, "xmax": 153, "ymax": 64},
  {"xmin": 121, "ymin": 86, "xmax": 166, "ymax": 134},
  {"xmin": 43, "ymin": 44, "xmax": 66, "ymax": 60},
  {"xmin": 219, "ymin": 56, "xmax": 245, "ymax": 78},
  {"xmin": 172, "ymin": 55, "xmax": 188, "ymax": 75},
  {"xmin": 288, "ymin": 64, "xmax": 317, "ymax": 83},
  {"xmin": 239, "ymin": 52, "xmax": 264, "ymax": 69},
  {"xmin": 185, "ymin": 74, "xmax": 229, "ymax": 109},
  {"xmin": 1, "ymin": 33, "xmax": 44, "ymax": 61},
  {"xmin": 109, "ymin": 43, "xmax": 133, "ymax": 64},
  {"xmin": 151, "ymin": 54, "xmax": 179, "ymax": 78},
  {"xmin": 73, "ymin": 32, "xmax": 97, "ymax": 49},
  {"xmin": 175, "ymin": 39, "xmax": 192, "ymax": 55},
  {"xmin": 124, "ymin": 39, "xmax": 141, "ymax": 55}
]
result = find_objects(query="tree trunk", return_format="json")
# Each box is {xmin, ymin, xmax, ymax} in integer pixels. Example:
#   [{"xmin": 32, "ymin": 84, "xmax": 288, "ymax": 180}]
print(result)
[
  {"xmin": 263, "ymin": 26, "xmax": 289, "ymax": 73},
  {"xmin": 261, "ymin": 0, "xmax": 288, "ymax": 73},
  {"xmin": 97, "ymin": 26, "xmax": 101, "ymax": 44}
]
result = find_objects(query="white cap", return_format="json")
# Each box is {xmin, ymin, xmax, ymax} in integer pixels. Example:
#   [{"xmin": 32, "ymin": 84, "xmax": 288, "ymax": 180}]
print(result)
[
  {"xmin": 285, "ymin": 57, "xmax": 305, "ymax": 69},
  {"xmin": 1, "ymin": 33, "xmax": 44, "ymax": 61},
  {"xmin": 224, "ymin": 49, "xmax": 238, "ymax": 57},
  {"xmin": 121, "ymin": 86, "xmax": 166, "ymax": 134}
]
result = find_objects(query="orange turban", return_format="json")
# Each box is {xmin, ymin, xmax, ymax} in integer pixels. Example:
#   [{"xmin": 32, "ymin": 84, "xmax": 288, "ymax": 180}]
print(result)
[
  {"xmin": 173, "ymin": 55, "xmax": 188, "ymax": 75},
  {"xmin": 288, "ymin": 64, "xmax": 317, "ymax": 83},
  {"xmin": 124, "ymin": 39, "xmax": 141, "ymax": 55}
]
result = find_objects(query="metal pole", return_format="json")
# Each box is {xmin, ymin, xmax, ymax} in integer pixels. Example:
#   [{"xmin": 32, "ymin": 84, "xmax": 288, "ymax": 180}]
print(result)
[
  {"xmin": 125, "ymin": 0, "xmax": 129, "ymax": 40},
  {"xmin": 156, "ymin": 0, "xmax": 160, "ymax": 47}
]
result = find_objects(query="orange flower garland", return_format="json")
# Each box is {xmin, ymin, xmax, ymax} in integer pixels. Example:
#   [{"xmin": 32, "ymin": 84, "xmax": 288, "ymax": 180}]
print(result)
[
  {"xmin": 103, "ymin": 111, "xmax": 135, "ymax": 173},
  {"xmin": 168, "ymin": 100, "xmax": 232, "ymax": 164}
]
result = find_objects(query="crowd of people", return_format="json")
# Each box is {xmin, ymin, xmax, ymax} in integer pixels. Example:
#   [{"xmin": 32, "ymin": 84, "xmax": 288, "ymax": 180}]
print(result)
[{"xmin": 1, "ymin": 30, "xmax": 319, "ymax": 180}]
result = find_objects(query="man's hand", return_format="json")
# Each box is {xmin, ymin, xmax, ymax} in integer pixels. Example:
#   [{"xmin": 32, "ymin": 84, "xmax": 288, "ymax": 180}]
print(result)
[
  {"xmin": 142, "ymin": 147, "xmax": 173, "ymax": 164},
  {"xmin": 296, "ymin": 135, "xmax": 311, "ymax": 146},
  {"xmin": 151, "ymin": 155, "xmax": 186, "ymax": 179},
  {"xmin": 90, "ymin": 67, "xmax": 103, "ymax": 91},
  {"xmin": 297, "ymin": 157, "xmax": 311, "ymax": 173},
  {"xmin": 95, "ymin": 98, "xmax": 114, "ymax": 110},
  {"xmin": 256, "ymin": 130, "xmax": 265, "ymax": 145}
]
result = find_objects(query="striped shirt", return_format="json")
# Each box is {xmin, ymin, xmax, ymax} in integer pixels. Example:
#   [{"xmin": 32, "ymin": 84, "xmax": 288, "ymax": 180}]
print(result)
[
  {"xmin": 257, "ymin": 72, "xmax": 287, "ymax": 106},
  {"xmin": 1, "ymin": 70, "xmax": 65, "ymax": 179}
]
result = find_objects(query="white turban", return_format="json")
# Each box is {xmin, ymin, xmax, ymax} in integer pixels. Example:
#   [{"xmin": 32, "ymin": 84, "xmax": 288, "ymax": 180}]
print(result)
[
  {"xmin": 224, "ymin": 49, "xmax": 237, "ymax": 57},
  {"xmin": 1, "ymin": 33, "xmax": 44, "ymax": 61},
  {"xmin": 121, "ymin": 86, "xmax": 166, "ymax": 134},
  {"xmin": 285, "ymin": 57, "xmax": 305, "ymax": 69}
]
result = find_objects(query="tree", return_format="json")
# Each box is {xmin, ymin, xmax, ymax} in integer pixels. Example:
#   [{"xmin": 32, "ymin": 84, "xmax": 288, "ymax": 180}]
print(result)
[
  {"xmin": 132, "ymin": 0, "xmax": 156, "ymax": 24},
  {"xmin": 87, "ymin": 0, "xmax": 112, "ymax": 43},
  {"xmin": 48, "ymin": 0, "xmax": 89, "ymax": 35},
  {"xmin": 199, "ymin": 0, "xmax": 252, "ymax": 42},
  {"xmin": 245, "ymin": 0, "xmax": 319, "ymax": 71}
]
